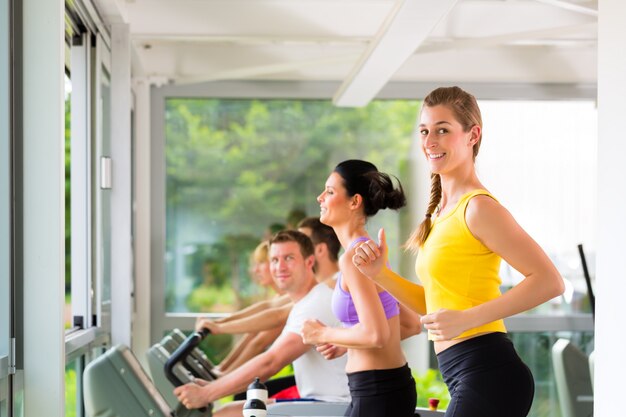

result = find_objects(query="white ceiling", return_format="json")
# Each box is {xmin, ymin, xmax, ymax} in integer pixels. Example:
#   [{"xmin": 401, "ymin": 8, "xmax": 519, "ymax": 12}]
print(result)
[{"xmin": 93, "ymin": 0, "xmax": 597, "ymax": 90}]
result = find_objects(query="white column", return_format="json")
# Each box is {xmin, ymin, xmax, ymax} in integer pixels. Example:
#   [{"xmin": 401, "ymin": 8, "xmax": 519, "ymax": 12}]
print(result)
[
  {"xmin": 595, "ymin": 1, "xmax": 626, "ymax": 416},
  {"xmin": 110, "ymin": 23, "xmax": 133, "ymax": 347},
  {"xmin": 21, "ymin": 0, "xmax": 65, "ymax": 415},
  {"xmin": 132, "ymin": 77, "xmax": 152, "ymax": 361},
  {"xmin": 401, "ymin": 129, "xmax": 431, "ymax": 374}
]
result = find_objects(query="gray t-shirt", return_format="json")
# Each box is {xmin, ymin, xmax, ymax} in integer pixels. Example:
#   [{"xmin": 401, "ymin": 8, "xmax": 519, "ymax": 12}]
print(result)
[{"xmin": 282, "ymin": 283, "xmax": 350, "ymax": 402}]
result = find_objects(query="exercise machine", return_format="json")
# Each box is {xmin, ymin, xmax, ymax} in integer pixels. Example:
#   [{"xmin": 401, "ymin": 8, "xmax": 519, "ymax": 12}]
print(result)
[
  {"xmin": 147, "ymin": 328, "xmax": 217, "ymax": 408},
  {"xmin": 83, "ymin": 343, "xmax": 211, "ymax": 417}
]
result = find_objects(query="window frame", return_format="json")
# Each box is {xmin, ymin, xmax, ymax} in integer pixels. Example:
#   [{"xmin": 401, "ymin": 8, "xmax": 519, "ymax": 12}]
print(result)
[
  {"xmin": 63, "ymin": 1, "xmax": 114, "ymax": 415},
  {"xmin": 1, "ymin": 0, "xmax": 12, "ymax": 413}
]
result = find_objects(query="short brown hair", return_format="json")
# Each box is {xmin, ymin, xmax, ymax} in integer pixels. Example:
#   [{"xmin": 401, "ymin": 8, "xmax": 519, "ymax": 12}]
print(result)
[
  {"xmin": 297, "ymin": 217, "xmax": 340, "ymax": 262},
  {"xmin": 269, "ymin": 229, "xmax": 315, "ymax": 259}
]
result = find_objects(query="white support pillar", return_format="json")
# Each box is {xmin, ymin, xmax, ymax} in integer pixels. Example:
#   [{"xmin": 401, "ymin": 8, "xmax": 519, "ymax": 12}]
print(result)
[
  {"xmin": 595, "ymin": 1, "xmax": 626, "ymax": 416},
  {"xmin": 401, "ymin": 129, "xmax": 432, "ymax": 374},
  {"xmin": 132, "ymin": 77, "xmax": 151, "ymax": 361},
  {"xmin": 110, "ymin": 23, "xmax": 133, "ymax": 347},
  {"xmin": 21, "ymin": 0, "xmax": 65, "ymax": 415}
]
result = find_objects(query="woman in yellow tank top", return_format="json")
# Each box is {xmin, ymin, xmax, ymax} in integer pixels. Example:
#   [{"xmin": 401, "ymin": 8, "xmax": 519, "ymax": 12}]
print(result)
[{"xmin": 351, "ymin": 86, "xmax": 565, "ymax": 417}]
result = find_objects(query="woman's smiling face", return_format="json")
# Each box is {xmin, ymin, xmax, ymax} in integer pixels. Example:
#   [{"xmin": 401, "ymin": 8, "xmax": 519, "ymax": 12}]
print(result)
[
  {"xmin": 317, "ymin": 172, "xmax": 353, "ymax": 227},
  {"xmin": 418, "ymin": 104, "xmax": 477, "ymax": 175}
]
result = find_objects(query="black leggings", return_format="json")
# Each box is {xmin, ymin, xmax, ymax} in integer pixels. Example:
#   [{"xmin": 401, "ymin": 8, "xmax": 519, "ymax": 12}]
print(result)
[
  {"xmin": 437, "ymin": 332, "xmax": 534, "ymax": 417},
  {"xmin": 345, "ymin": 363, "xmax": 416, "ymax": 417}
]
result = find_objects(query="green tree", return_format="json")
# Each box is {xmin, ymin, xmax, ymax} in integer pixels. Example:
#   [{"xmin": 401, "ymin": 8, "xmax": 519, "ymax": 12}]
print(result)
[
  {"xmin": 164, "ymin": 99, "xmax": 420, "ymax": 312},
  {"xmin": 65, "ymin": 95, "xmax": 71, "ymax": 296}
]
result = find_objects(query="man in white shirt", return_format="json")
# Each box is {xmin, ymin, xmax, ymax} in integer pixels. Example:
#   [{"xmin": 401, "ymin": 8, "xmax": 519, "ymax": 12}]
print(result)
[{"xmin": 174, "ymin": 230, "xmax": 349, "ymax": 415}]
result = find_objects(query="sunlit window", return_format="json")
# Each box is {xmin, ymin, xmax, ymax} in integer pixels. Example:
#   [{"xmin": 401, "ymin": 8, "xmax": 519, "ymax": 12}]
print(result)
[
  {"xmin": 163, "ymin": 96, "xmax": 597, "ymax": 417},
  {"xmin": 64, "ymin": 72, "xmax": 72, "ymax": 330},
  {"xmin": 478, "ymin": 100, "xmax": 597, "ymax": 315},
  {"xmin": 164, "ymin": 99, "xmax": 419, "ymax": 313}
]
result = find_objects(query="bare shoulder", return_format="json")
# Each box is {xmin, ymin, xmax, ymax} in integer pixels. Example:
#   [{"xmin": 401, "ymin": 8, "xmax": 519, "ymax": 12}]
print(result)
[
  {"xmin": 465, "ymin": 194, "xmax": 520, "ymax": 242},
  {"xmin": 339, "ymin": 248, "xmax": 375, "ymax": 289},
  {"xmin": 466, "ymin": 194, "xmax": 512, "ymax": 220},
  {"xmin": 338, "ymin": 250, "xmax": 351, "ymax": 269}
]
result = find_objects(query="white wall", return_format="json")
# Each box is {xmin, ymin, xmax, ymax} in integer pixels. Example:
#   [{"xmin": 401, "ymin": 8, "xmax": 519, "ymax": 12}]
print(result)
[{"xmin": 595, "ymin": 1, "xmax": 626, "ymax": 416}]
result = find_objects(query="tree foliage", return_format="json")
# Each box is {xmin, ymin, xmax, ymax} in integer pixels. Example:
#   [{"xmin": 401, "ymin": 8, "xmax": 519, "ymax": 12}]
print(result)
[{"xmin": 164, "ymin": 98, "xmax": 420, "ymax": 312}]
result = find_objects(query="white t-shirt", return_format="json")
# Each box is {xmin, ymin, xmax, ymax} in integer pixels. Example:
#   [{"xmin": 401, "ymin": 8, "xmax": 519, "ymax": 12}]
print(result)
[{"xmin": 282, "ymin": 283, "xmax": 349, "ymax": 402}]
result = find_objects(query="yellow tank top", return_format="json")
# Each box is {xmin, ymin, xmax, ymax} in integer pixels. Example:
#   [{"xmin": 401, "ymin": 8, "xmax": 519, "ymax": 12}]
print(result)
[{"xmin": 416, "ymin": 189, "xmax": 506, "ymax": 341}]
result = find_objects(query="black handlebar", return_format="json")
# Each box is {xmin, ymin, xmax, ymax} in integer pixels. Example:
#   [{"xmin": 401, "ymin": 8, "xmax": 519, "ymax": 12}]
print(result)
[
  {"xmin": 577, "ymin": 244, "xmax": 595, "ymax": 320},
  {"xmin": 164, "ymin": 328, "xmax": 210, "ymax": 387}
]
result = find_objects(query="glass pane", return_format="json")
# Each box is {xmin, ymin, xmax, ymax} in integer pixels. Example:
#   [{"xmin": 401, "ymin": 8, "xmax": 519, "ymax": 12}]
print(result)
[
  {"xmin": 100, "ymin": 66, "xmax": 111, "ymax": 304},
  {"xmin": 64, "ymin": 72, "xmax": 72, "ymax": 329},
  {"xmin": 511, "ymin": 331, "xmax": 594, "ymax": 417},
  {"xmin": 65, "ymin": 356, "xmax": 83, "ymax": 417},
  {"xmin": 424, "ymin": 330, "xmax": 594, "ymax": 416},
  {"xmin": 10, "ymin": 371, "xmax": 23, "ymax": 417},
  {"xmin": 477, "ymin": 101, "xmax": 597, "ymax": 315},
  {"xmin": 164, "ymin": 99, "xmax": 419, "ymax": 312},
  {"xmin": 0, "ymin": 376, "xmax": 6, "ymax": 417}
]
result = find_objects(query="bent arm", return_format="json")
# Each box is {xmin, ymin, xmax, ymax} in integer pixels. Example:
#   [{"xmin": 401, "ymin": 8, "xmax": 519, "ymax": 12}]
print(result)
[
  {"xmin": 316, "ymin": 258, "xmax": 391, "ymax": 349},
  {"xmin": 352, "ymin": 229, "xmax": 427, "ymax": 315},
  {"xmin": 220, "ymin": 327, "xmax": 283, "ymax": 374},
  {"xmin": 463, "ymin": 196, "xmax": 565, "ymax": 329},
  {"xmin": 198, "ymin": 332, "xmax": 308, "ymax": 402},
  {"xmin": 203, "ymin": 304, "xmax": 291, "ymax": 335},
  {"xmin": 399, "ymin": 303, "xmax": 422, "ymax": 339},
  {"xmin": 215, "ymin": 294, "xmax": 291, "ymax": 323},
  {"xmin": 217, "ymin": 332, "xmax": 258, "ymax": 373},
  {"xmin": 372, "ymin": 268, "xmax": 427, "ymax": 316}
]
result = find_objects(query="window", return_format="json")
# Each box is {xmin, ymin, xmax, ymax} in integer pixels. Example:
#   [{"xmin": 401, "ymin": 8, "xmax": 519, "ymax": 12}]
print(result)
[
  {"xmin": 65, "ymin": 357, "xmax": 83, "ymax": 417},
  {"xmin": 64, "ymin": 3, "xmax": 114, "ymax": 416},
  {"xmin": 65, "ymin": 72, "xmax": 72, "ymax": 329},
  {"xmin": 478, "ymin": 100, "xmax": 597, "ymax": 315},
  {"xmin": 164, "ymin": 98, "xmax": 420, "ymax": 314},
  {"xmin": 467, "ymin": 100, "xmax": 596, "ymax": 417},
  {"xmin": 155, "ymin": 89, "xmax": 596, "ymax": 417}
]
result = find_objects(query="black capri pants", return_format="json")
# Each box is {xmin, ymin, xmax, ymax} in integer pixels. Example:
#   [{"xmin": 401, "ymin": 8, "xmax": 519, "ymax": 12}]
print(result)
[
  {"xmin": 345, "ymin": 363, "xmax": 416, "ymax": 417},
  {"xmin": 437, "ymin": 332, "xmax": 534, "ymax": 417}
]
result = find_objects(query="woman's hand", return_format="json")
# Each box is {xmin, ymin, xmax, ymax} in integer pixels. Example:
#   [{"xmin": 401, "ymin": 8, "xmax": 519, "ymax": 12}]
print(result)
[
  {"xmin": 352, "ymin": 228, "xmax": 388, "ymax": 280},
  {"xmin": 300, "ymin": 319, "xmax": 327, "ymax": 346},
  {"xmin": 316, "ymin": 343, "xmax": 347, "ymax": 360},
  {"xmin": 173, "ymin": 382, "xmax": 211, "ymax": 409},
  {"xmin": 420, "ymin": 309, "xmax": 472, "ymax": 341},
  {"xmin": 195, "ymin": 318, "xmax": 222, "ymax": 334}
]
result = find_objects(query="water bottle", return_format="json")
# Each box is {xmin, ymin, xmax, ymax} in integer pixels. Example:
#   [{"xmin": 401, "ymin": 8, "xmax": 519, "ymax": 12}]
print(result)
[
  {"xmin": 242, "ymin": 398, "xmax": 267, "ymax": 417},
  {"xmin": 242, "ymin": 377, "xmax": 268, "ymax": 417},
  {"xmin": 246, "ymin": 377, "xmax": 268, "ymax": 402}
]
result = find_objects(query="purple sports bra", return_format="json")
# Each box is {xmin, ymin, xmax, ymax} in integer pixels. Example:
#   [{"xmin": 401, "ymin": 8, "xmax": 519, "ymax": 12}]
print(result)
[{"xmin": 331, "ymin": 237, "xmax": 400, "ymax": 327}]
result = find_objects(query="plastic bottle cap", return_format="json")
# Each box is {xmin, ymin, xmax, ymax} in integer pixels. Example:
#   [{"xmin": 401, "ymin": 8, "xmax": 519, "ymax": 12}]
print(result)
[{"xmin": 247, "ymin": 377, "xmax": 267, "ymax": 391}]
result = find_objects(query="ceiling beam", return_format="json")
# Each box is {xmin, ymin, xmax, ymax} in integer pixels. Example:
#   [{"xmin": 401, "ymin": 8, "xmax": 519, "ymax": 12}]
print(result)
[
  {"xmin": 131, "ymin": 34, "xmax": 371, "ymax": 46},
  {"xmin": 417, "ymin": 22, "xmax": 597, "ymax": 53},
  {"xmin": 531, "ymin": 0, "xmax": 598, "ymax": 17},
  {"xmin": 333, "ymin": 0, "xmax": 459, "ymax": 107},
  {"xmin": 174, "ymin": 53, "xmax": 361, "ymax": 85}
]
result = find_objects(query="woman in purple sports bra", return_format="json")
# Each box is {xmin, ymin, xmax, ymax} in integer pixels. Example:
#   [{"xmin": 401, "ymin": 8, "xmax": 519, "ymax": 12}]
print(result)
[{"xmin": 300, "ymin": 159, "xmax": 416, "ymax": 417}]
